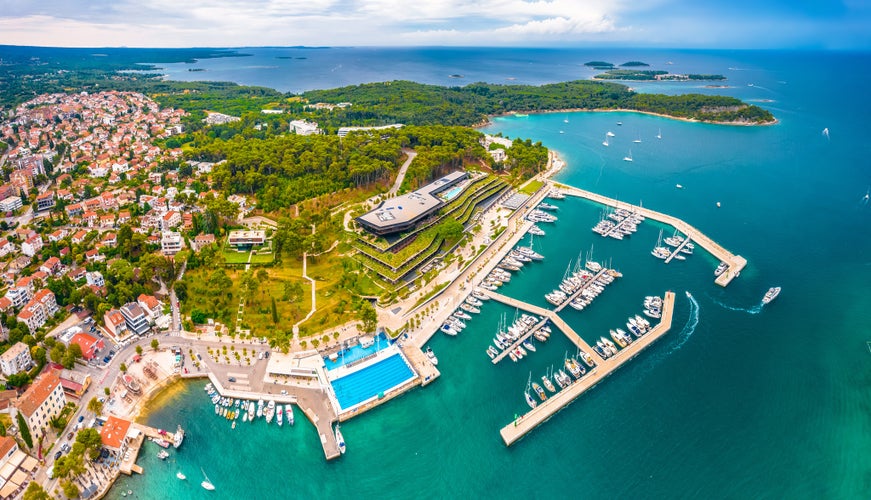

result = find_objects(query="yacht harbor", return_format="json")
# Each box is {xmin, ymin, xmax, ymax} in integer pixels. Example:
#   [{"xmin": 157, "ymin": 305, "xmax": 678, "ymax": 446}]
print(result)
[{"xmin": 499, "ymin": 291, "xmax": 676, "ymax": 446}]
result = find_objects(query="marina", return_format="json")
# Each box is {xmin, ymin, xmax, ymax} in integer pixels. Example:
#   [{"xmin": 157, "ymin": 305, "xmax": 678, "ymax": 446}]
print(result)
[
  {"xmin": 559, "ymin": 185, "xmax": 746, "ymax": 285},
  {"xmin": 499, "ymin": 291, "xmax": 676, "ymax": 446}
]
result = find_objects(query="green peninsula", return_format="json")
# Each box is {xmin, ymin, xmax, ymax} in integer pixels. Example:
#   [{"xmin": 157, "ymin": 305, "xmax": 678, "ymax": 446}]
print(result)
[{"xmin": 595, "ymin": 69, "xmax": 727, "ymax": 81}]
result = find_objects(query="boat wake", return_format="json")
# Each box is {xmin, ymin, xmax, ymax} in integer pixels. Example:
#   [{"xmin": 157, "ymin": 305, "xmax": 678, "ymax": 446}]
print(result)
[{"xmin": 709, "ymin": 295, "xmax": 762, "ymax": 315}]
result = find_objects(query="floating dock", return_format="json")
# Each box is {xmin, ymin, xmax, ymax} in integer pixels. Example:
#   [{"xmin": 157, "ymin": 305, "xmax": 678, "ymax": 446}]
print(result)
[
  {"xmin": 560, "ymin": 185, "xmax": 746, "ymax": 286},
  {"xmin": 498, "ymin": 291, "xmax": 676, "ymax": 446},
  {"xmin": 664, "ymin": 237, "xmax": 692, "ymax": 264}
]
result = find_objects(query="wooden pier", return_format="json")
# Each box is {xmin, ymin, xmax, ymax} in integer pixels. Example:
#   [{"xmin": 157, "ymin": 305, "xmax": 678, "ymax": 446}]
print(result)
[
  {"xmin": 664, "ymin": 237, "xmax": 692, "ymax": 264},
  {"xmin": 560, "ymin": 185, "xmax": 746, "ymax": 286},
  {"xmin": 499, "ymin": 291, "xmax": 676, "ymax": 446},
  {"xmin": 552, "ymin": 269, "xmax": 608, "ymax": 313}
]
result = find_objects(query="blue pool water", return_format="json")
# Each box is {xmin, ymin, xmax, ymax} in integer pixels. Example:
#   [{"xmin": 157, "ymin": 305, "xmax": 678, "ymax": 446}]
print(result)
[
  {"xmin": 442, "ymin": 185, "xmax": 463, "ymax": 200},
  {"xmin": 324, "ymin": 333, "xmax": 390, "ymax": 370},
  {"xmin": 331, "ymin": 354, "xmax": 415, "ymax": 410}
]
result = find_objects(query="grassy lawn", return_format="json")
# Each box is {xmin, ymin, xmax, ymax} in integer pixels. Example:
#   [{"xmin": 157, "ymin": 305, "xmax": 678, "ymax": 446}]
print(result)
[
  {"xmin": 231, "ymin": 265, "xmax": 310, "ymax": 336},
  {"xmin": 250, "ymin": 252, "xmax": 275, "ymax": 264},
  {"xmin": 223, "ymin": 249, "xmax": 251, "ymax": 264},
  {"xmin": 519, "ymin": 179, "xmax": 543, "ymax": 195}
]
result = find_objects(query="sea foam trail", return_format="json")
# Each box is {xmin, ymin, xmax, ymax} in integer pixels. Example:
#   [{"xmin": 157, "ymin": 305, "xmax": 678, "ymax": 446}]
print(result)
[{"xmin": 709, "ymin": 296, "xmax": 762, "ymax": 315}]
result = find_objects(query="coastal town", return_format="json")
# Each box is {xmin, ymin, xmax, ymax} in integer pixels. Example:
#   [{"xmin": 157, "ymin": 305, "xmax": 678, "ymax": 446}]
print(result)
[{"xmin": 0, "ymin": 87, "xmax": 753, "ymax": 499}]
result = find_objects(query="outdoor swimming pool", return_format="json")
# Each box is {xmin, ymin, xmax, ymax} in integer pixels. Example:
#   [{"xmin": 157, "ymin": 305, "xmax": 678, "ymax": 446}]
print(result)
[
  {"xmin": 330, "ymin": 353, "xmax": 416, "ymax": 410},
  {"xmin": 324, "ymin": 332, "xmax": 390, "ymax": 370},
  {"xmin": 441, "ymin": 185, "xmax": 464, "ymax": 200}
]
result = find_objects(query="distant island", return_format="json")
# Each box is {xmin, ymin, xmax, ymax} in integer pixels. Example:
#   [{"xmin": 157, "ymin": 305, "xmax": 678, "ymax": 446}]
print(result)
[
  {"xmin": 620, "ymin": 61, "xmax": 650, "ymax": 67},
  {"xmin": 595, "ymin": 69, "xmax": 726, "ymax": 81},
  {"xmin": 187, "ymin": 68, "xmax": 206, "ymax": 72},
  {"xmin": 276, "ymin": 56, "xmax": 308, "ymax": 59},
  {"xmin": 584, "ymin": 61, "xmax": 615, "ymax": 70},
  {"xmin": 449, "ymin": 74, "xmax": 464, "ymax": 78}
]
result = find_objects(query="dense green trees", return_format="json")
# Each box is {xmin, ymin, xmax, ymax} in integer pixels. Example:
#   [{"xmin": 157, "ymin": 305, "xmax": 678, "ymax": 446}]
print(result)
[{"xmin": 16, "ymin": 412, "xmax": 32, "ymax": 448}]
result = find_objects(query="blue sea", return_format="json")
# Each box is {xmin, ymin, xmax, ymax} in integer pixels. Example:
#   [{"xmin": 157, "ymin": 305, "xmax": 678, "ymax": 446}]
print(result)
[{"xmin": 111, "ymin": 48, "xmax": 871, "ymax": 499}]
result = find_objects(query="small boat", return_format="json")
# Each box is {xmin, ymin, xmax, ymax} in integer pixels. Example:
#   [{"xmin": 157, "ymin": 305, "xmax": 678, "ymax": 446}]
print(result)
[
  {"xmin": 525, "ymin": 390, "xmax": 538, "ymax": 409},
  {"xmin": 606, "ymin": 131, "xmax": 615, "ymax": 137},
  {"xmin": 201, "ymin": 468, "xmax": 215, "ymax": 491},
  {"xmin": 532, "ymin": 382, "xmax": 547, "ymax": 401},
  {"xmin": 522, "ymin": 340, "xmax": 536, "ymax": 352},
  {"xmin": 602, "ymin": 136, "xmax": 610, "ymax": 147},
  {"xmin": 676, "ymin": 184, "xmax": 683, "ymax": 189},
  {"xmin": 425, "ymin": 346, "xmax": 439, "ymax": 365},
  {"xmin": 336, "ymin": 425, "xmax": 346, "ymax": 454},
  {"xmin": 157, "ymin": 450, "xmax": 169, "ymax": 460},
  {"xmin": 542, "ymin": 375, "xmax": 556, "ymax": 393},
  {"xmin": 176, "ymin": 472, "xmax": 186, "ymax": 480},
  {"xmin": 265, "ymin": 400, "xmax": 275, "ymax": 424},
  {"xmin": 257, "ymin": 399, "xmax": 264, "ymax": 418},
  {"xmin": 174, "ymin": 425, "xmax": 184, "ymax": 448},
  {"xmin": 214, "ymin": 404, "xmax": 219, "ymax": 415},
  {"xmin": 277, "ymin": 406, "xmax": 284, "ymax": 427},
  {"xmin": 440, "ymin": 323, "xmax": 459, "ymax": 336},
  {"xmin": 714, "ymin": 262, "xmax": 728, "ymax": 276},
  {"xmin": 762, "ymin": 287, "xmax": 781, "ymax": 305},
  {"xmin": 579, "ymin": 351, "xmax": 595, "ymax": 367},
  {"xmin": 286, "ymin": 404, "xmax": 294, "ymax": 426},
  {"xmin": 247, "ymin": 401, "xmax": 255, "ymax": 421},
  {"xmin": 231, "ymin": 421, "xmax": 236, "ymax": 429},
  {"xmin": 716, "ymin": 201, "xmax": 722, "ymax": 208},
  {"xmin": 657, "ymin": 128, "xmax": 662, "ymax": 140},
  {"xmin": 617, "ymin": 121, "xmax": 623, "ymax": 126},
  {"xmin": 623, "ymin": 150, "xmax": 633, "ymax": 162},
  {"xmin": 152, "ymin": 438, "xmax": 170, "ymax": 448}
]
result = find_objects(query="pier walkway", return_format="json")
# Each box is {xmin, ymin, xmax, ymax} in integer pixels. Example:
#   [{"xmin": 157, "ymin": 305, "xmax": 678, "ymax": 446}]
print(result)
[
  {"xmin": 499, "ymin": 291, "xmax": 676, "ymax": 446},
  {"xmin": 560, "ymin": 185, "xmax": 746, "ymax": 286},
  {"xmin": 553, "ymin": 269, "xmax": 608, "ymax": 313},
  {"xmin": 664, "ymin": 237, "xmax": 692, "ymax": 264}
]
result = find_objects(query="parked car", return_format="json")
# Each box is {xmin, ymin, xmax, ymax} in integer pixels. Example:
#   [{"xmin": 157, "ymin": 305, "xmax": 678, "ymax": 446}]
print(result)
[
  {"xmin": 228, "ymin": 377, "xmax": 236, "ymax": 383},
  {"xmin": 103, "ymin": 356, "xmax": 111, "ymax": 363},
  {"xmin": 77, "ymin": 415, "xmax": 84, "ymax": 423},
  {"xmin": 61, "ymin": 443, "xmax": 71, "ymax": 453},
  {"xmin": 54, "ymin": 451, "xmax": 62, "ymax": 460}
]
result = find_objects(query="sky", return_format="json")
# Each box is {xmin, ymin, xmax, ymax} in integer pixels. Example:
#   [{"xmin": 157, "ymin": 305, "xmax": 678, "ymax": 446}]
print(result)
[{"xmin": 0, "ymin": 0, "xmax": 868, "ymax": 49}]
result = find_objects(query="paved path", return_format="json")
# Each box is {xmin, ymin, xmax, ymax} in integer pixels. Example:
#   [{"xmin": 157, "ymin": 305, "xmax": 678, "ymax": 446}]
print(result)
[
  {"xmin": 388, "ymin": 149, "xmax": 417, "ymax": 196},
  {"xmin": 293, "ymin": 251, "xmax": 317, "ymax": 337}
]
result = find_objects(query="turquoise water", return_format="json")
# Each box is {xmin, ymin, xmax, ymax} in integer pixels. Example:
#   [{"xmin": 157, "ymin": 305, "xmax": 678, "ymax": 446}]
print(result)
[
  {"xmin": 110, "ymin": 50, "xmax": 871, "ymax": 499},
  {"xmin": 331, "ymin": 353, "xmax": 415, "ymax": 410},
  {"xmin": 323, "ymin": 332, "xmax": 390, "ymax": 370},
  {"xmin": 441, "ymin": 185, "xmax": 464, "ymax": 201}
]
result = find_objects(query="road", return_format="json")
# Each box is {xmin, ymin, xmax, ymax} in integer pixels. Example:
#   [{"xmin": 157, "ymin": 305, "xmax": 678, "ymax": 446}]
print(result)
[{"xmin": 388, "ymin": 149, "xmax": 417, "ymax": 196}]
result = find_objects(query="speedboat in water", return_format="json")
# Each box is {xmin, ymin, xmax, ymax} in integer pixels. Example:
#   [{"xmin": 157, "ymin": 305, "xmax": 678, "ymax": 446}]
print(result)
[
  {"xmin": 714, "ymin": 261, "xmax": 728, "ymax": 276},
  {"xmin": 336, "ymin": 425, "xmax": 346, "ymax": 454},
  {"xmin": 532, "ymin": 382, "xmax": 547, "ymax": 401},
  {"xmin": 286, "ymin": 404, "xmax": 294, "ymax": 426},
  {"xmin": 762, "ymin": 287, "xmax": 781, "ymax": 305}
]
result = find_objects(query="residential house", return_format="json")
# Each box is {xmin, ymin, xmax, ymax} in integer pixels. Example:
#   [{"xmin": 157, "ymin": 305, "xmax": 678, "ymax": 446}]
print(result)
[
  {"xmin": 58, "ymin": 369, "xmax": 91, "ymax": 399},
  {"xmin": 161, "ymin": 210, "xmax": 181, "ymax": 231},
  {"xmin": 71, "ymin": 230, "xmax": 88, "ymax": 245},
  {"xmin": 36, "ymin": 191, "xmax": 55, "ymax": 211},
  {"xmin": 68, "ymin": 333, "xmax": 104, "ymax": 361},
  {"xmin": 0, "ymin": 238, "xmax": 14, "ymax": 257},
  {"xmin": 99, "ymin": 214, "xmax": 116, "ymax": 228},
  {"xmin": 103, "ymin": 309, "xmax": 127, "ymax": 338},
  {"xmin": 14, "ymin": 371, "xmax": 65, "ymax": 439},
  {"xmin": 137, "ymin": 294, "xmax": 162, "ymax": 321},
  {"xmin": 39, "ymin": 256, "xmax": 62, "ymax": 276},
  {"xmin": 101, "ymin": 232, "xmax": 117, "ymax": 248},
  {"xmin": 4, "ymin": 287, "xmax": 30, "ymax": 309},
  {"xmin": 0, "ymin": 196, "xmax": 23, "ymax": 213},
  {"xmin": 193, "ymin": 234, "xmax": 216, "ymax": 251},
  {"xmin": 161, "ymin": 231, "xmax": 183, "ymax": 256},
  {"xmin": 85, "ymin": 271, "xmax": 105, "ymax": 288},
  {"xmin": 48, "ymin": 229, "xmax": 68, "ymax": 243},
  {"xmin": 20, "ymin": 235, "xmax": 43, "ymax": 257},
  {"xmin": 84, "ymin": 249, "xmax": 104, "ymax": 263},
  {"xmin": 0, "ymin": 342, "xmax": 32, "ymax": 376},
  {"xmin": 120, "ymin": 302, "xmax": 149, "ymax": 336}
]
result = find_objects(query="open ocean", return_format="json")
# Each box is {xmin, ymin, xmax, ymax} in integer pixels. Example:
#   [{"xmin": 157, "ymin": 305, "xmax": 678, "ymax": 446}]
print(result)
[{"xmin": 111, "ymin": 48, "xmax": 871, "ymax": 499}]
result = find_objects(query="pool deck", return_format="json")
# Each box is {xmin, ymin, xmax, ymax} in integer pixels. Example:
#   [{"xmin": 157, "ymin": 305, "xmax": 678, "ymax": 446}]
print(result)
[
  {"xmin": 499, "ymin": 291, "xmax": 676, "ymax": 446},
  {"xmin": 560, "ymin": 185, "xmax": 746, "ymax": 286}
]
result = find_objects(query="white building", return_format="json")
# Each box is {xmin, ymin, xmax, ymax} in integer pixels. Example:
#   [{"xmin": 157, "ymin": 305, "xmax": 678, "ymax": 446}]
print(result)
[
  {"xmin": 161, "ymin": 231, "xmax": 183, "ymax": 256},
  {"xmin": 0, "ymin": 342, "xmax": 32, "ymax": 376},
  {"xmin": 289, "ymin": 119, "xmax": 320, "ymax": 136},
  {"xmin": 86, "ymin": 271, "xmax": 105, "ymax": 288},
  {"xmin": 0, "ymin": 196, "xmax": 23, "ymax": 212}
]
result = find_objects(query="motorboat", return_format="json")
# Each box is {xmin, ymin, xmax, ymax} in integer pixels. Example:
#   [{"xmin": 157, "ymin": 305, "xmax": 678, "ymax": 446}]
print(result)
[
  {"xmin": 286, "ymin": 404, "xmax": 294, "ymax": 426},
  {"xmin": 762, "ymin": 287, "xmax": 781, "ymax": 305},
  {"xmin": 277, "ymin": 406, "xmax": 284, "ymax": 427},
  {"xmin": 532, "ymin": 382, "xmax": 547, "ymax": 401},
  {"xmin": 425, "ymin": 346, "xmax": 439, "ymax": 365},
  {"xmin": 440, "ymin": 323, "xmax": 459, "ymax": 336},
  {"xmin": 265, "ymin": 400, "xmax": 275, "ymax": 424},
  {"xmin": 525, "ymin": 390, "xmax": 538, "ymax": 409},
  {"xmin": 336, "ymin": 425, "xmax": 346, "ymax": 454},
  {"xmin": 579, "ymin": 351, "xmax": 595, "ymax": 367},
  {"xmin": 714, "ymin": 262, "xmax": 728, "ymax": 276}
]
